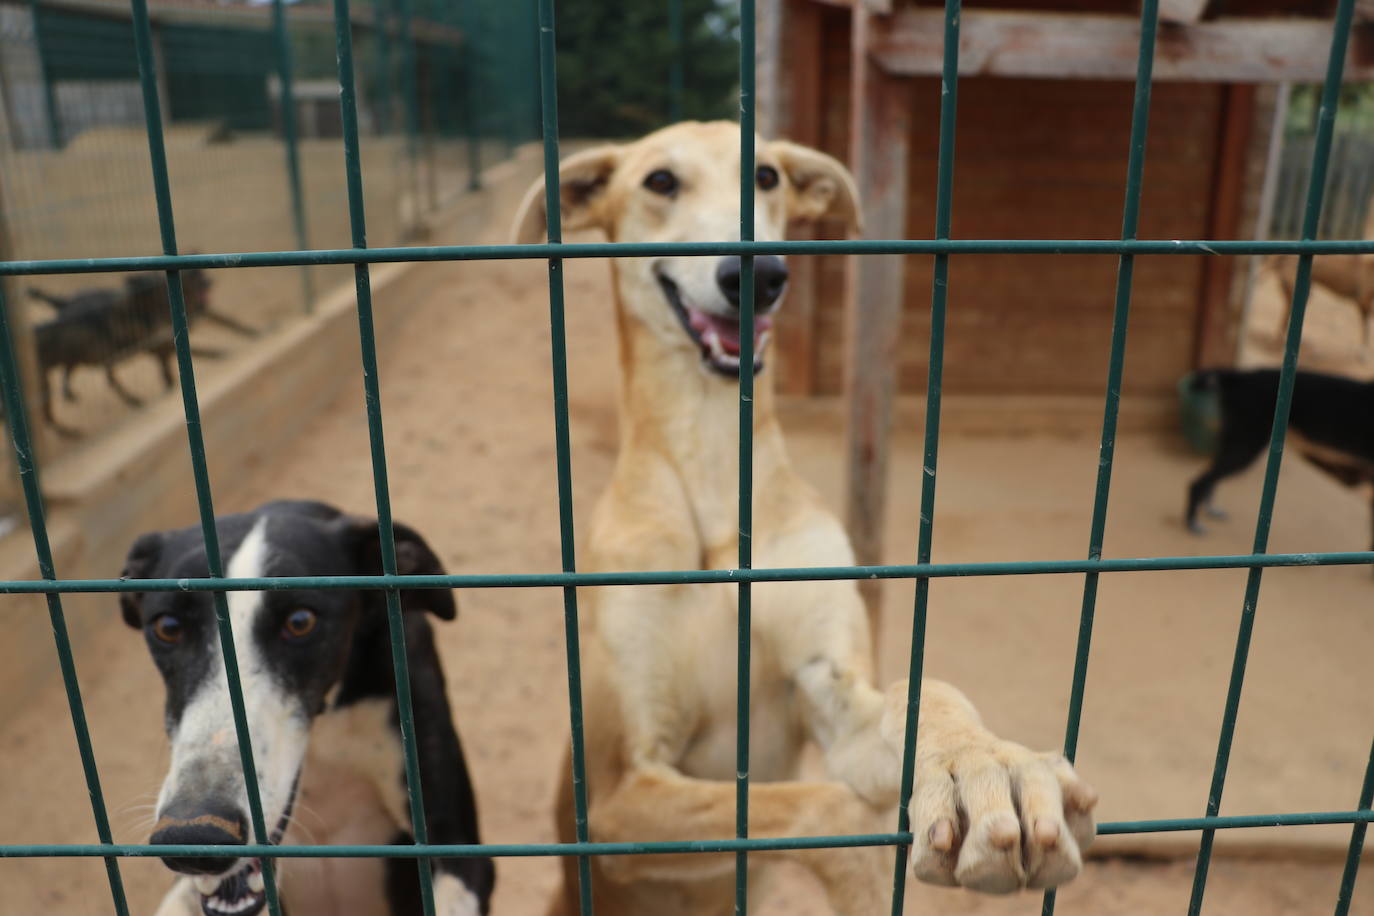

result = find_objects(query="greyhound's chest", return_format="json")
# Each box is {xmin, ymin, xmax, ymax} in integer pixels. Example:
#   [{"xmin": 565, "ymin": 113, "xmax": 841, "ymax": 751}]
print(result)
[
  {"xmin": 276, "ymin": 700, "xmax": 407, "ymax": 916},
  {"xmin": 675, "ymin": 599, "xmax": 806, "ymax": 782}
]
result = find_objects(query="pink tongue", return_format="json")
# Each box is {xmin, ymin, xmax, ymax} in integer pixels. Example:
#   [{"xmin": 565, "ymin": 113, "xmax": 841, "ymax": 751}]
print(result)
[{"xmin": 690, "ymin": 311, "xmax": 773, "ymax": 357}]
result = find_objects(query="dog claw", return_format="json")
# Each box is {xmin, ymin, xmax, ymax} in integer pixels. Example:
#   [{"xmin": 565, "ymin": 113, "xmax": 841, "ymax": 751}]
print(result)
[
  {"xmin": 1204, "ymin": 505, "xmax": 1228, "ymax": 520},
  {"xmin": 1187, "ymin": 519, "xmax": 1206, "ymax": 535},
  {"xmin": 929, "ymin": 819, "xmax": 956, "ymax": 852}
]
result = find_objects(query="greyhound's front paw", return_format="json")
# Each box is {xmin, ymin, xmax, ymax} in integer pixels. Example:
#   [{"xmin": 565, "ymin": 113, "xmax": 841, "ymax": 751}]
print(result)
[{"xmin": 909, "ymin": 740, "xmax": 1096, "ymax": 894}]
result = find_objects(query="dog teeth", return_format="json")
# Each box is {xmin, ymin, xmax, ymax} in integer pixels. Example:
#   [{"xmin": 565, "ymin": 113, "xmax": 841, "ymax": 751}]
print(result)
[
  {"xmin": 247, "ymin": 870, "xmax": 265, "ymax": 893},
  {"xmin": 194, "ymin": 876, "xmax": 221, "ymax": 895}
]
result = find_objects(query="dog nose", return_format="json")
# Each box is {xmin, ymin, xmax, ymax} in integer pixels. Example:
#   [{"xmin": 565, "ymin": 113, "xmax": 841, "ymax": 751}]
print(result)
[
  {"xmin": 716, "ymin": 255, "xmax": 789, "ymax": 311},
  {"xmin": 151, "ymin": 799, "xmax": 247, "ymax": 875}
]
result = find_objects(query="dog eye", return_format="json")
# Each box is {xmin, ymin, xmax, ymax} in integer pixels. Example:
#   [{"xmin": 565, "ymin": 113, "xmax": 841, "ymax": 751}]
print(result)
[
  {"xmin": 756, "ymin": 165, "xmax": 780, "ymax": 191},
  {"xmin": 150, "ymin": 614, "xmax": 183, "ymax": 645},
  {"xmin": 282, "ymin": 609, "xmax": 318, "ymax": 640},
  {"xmin": 642, "ymin": 169, "xmax": 678, "ymax": 196}
]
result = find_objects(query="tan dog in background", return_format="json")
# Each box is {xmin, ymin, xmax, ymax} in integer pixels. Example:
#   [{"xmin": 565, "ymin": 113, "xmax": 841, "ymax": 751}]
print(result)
[
  {"xmin": 1271, "ymin": 253, "xmax": 1374, "ymax": 348},
  {"xmin": 514, "ymin": 121, "xmax": 1097, "ymax": 916}
]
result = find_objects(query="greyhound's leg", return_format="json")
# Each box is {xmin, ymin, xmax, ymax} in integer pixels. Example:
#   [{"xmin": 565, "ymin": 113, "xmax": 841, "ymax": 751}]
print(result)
[
  {"xmin": 589, "ymin": 765, "xmax": 891, "ymax": 916},
  {"xmin": 153, "ymin": 879, "xmax": 201, "ymax": 916},
  {"xmin": 41, "ymin": 370, "xmax": 81, "ymax": 439},
  {"xmin": 189, "ymin": 345, "xmax": 227, "ymax": 359},
  {"xmin": 158, "ymin": 348, "xmax": 177, "ymax": 390},
  {"xmin": 795, "ymin": 668, "xmax": 1096, "ymax": 894},
  {"xmin": 61, "ymin": 365, "xmax": 77, "ymax": 403},
  {"xmin": 1187, "ymin": 434, "xmax": 1265, "ymax": 534},
  {"xmin": 105, "ymin": 364, "xmax": 144, "ymax": 406}
]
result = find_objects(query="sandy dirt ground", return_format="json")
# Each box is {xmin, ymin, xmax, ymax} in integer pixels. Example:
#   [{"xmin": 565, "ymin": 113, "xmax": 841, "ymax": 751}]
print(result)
[{"xmin": 0, "ymin": 164, "xmax": 1371, "ymax": 915}]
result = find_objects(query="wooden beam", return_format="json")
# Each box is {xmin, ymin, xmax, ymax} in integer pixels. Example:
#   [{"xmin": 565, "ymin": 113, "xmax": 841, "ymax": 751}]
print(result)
[
  {"xmin": 777, "ymin": 0, "xmax": 825, "ymax": 396},
  {"xmin": 755, "ymin": 0, "xmax": 786, "ymax": 138},
  {"xmin": 1159, "ymin": 0, "xmax": 1211, "ymax": 25},
  {"xmin": 1193, "ymin": 83, "xmax": 1255, "ymax": 368},
  {"xmin": 844, "ymin": 5, "xmax": 910, "ymax": 630},
  {"xmin": 871, "ymin": 10, "xmax": 1374, "ymax": 82}
]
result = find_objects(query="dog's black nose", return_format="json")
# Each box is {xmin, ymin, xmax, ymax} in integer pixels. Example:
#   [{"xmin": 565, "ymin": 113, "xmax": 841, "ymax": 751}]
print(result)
[
  {"xmin": 151, "ymin": 800, "xmax": 247, "ymax": 875},
  {"xmin": 716, "ymin": 255, "xmax": 789, "ymax": 311}
]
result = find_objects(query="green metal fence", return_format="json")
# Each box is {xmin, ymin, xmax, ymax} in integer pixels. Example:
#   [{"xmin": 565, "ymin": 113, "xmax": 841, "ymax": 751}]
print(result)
[
  {"xmin": 0, "ymin": 0, "xmax": 1370, "ymax": 914},
  {"xmin": 0, "ymin": 0, "xmax": 537, "ymax": 453}
]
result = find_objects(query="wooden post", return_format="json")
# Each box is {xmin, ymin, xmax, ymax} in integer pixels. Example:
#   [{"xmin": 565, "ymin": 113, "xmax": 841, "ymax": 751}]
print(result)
[
  {"xmin": 1193, "ymin": 83, "xmax": 1255, "ymax": 367},
  {"xmin": 776, "ymin": 0, "xmax": 824, "ymax": 395},
  {"xmin": 755, "ymin": 0, "xmax": 784, "ymax": 138},
  {"xmin": 1234, "ymin": 82, "xmax": 1290, "ymax": 363},
  {"xmin": 844, "ymin": 5, "xmax": 909, "ymax": 632}
]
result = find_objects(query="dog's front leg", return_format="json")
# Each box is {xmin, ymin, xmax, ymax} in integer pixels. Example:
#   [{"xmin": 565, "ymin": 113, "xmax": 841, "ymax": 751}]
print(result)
[
  {"xmin": 590, "ymin": 764, "xmax": 890, "ymax": 916},
  {"xmin": 797, "ymin": 666, "xmax": 1097, "ymax": 894},
  {"xmin": 152, "ymin": 878, "xmax": 201, "ymax": 916}
]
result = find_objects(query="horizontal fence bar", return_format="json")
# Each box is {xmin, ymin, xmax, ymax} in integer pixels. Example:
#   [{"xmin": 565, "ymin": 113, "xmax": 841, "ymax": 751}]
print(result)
[
  {"xmin": 1098, "ymin": 810, "xmax": 1374, "ymax": 835},
  {"xmin": 8, "ymin": 239, "xmax": 1374, "ymax": 276},
  {"xmin": 14, "ymin": 550, "xmax": 1374, "ymax": 595},
  {"xmin": 7, "ymin": 809, "xmax": 1372, "ymax": 860}
]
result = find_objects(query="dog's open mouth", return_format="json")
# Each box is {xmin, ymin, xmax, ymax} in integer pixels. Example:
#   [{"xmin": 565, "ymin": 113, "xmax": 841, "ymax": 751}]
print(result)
[
  {"xmin": 195, "ymin": 857, "xmax": 268, "ymax": 916},
  {"xmin": 658, "ymin": 274, "xmax": 773, "ymax": 376},
  {"xmin": 193, "ymin": 779, "xmax": 298, "ymax": 916}
]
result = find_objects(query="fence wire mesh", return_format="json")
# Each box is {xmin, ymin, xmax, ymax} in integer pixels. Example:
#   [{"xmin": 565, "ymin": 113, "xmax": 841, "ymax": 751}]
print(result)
[
  {"xmin": 0, "ymin": 0, "xmax": 1370, "ymax": 914},
  {"xmin": 0, "ymin": 0, "xmax": 535, "ymax": 461}
]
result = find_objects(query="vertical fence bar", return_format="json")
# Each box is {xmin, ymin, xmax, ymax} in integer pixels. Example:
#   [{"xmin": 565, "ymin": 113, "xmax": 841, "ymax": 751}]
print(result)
[
  {"xmin": 270, "ymin": 0, "xmax": 315, "ymax": 312},
  {"xmin": 887, "ymin": 0, "xmax": 958, "ymax": 912},
  {"xmin": 734, "ymin": 1, "xmax": 757, "ymax": 911},
  {"xmin": 329, "ymin": 0, "xmax": 438, "ymax": 912},
  {"xmin": 534, "ymin": 0, "xmax": 594, "ymax": 911},
  {"xmin": 1334, "ymin": 735, "xmax": 1374, "ymax": 915},
  {"xmin": 669, "ymin": 0, "xmax": 684, "ymax": 123},
  {"xmin": 26, "ymin": 0, "xmax": 61, "ymax": 149},
  {"xmin": 0, "ymin": 289, "xmax": 127, "ymax": 914},
  {"xmin": 127, "ymin": 0, "xmax": 286, "ymax": 913},
  {"xmin": 1188, "ymin": 2, "xmax": 1356, "ymax": 911},
  {"xmin": 1042, "ymin": 3, "xmax": 1160, "ymax": 912}
]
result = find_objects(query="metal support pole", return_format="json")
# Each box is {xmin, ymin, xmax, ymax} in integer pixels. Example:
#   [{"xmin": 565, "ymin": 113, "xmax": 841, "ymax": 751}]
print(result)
[
  {"xmin": 271, "ymin": 0, "xmax": 315, "ymax": 312},
  {"xmin": 26, "ymin": 0, "xmax": 61, "ymax": 149}
]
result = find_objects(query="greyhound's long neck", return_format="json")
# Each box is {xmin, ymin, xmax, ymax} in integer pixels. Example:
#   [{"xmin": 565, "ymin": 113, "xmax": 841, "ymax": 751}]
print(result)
[{"xmin": 612, "ymin": 286, "xmax": 788, "ymax": 563}]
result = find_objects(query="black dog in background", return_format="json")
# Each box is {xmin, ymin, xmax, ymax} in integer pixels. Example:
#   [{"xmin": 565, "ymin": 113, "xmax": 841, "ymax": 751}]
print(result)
[
  {"xmin": 24, "ymin": 271, "xmax": 256, "ymax": 436},
  {"xmin": 1186, "ymin": 368, "xmax": 1374, "ymax": 542}
]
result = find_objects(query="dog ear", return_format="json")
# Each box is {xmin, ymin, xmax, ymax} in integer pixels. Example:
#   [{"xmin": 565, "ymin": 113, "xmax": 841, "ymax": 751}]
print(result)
[
  {"xmin": 770, "ymin": 140, "xmax": 863, "ymax": 237},
  {"xmin": 512, "ymin": 145, "xmax": 623, "ymax": 244},
  {"xmin": 119, "ymin": 531, "xmax": 164, "ymax": 628},
  {"xmin": 349, "ymin": 518, "xmax": 457, "ymax": 621}
]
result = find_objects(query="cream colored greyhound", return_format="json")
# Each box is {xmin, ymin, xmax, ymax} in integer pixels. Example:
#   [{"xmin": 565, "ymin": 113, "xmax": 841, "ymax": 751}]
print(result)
[{"xmin": 513, "ymin": 121, "xmax": 1098, "ymax": 916}]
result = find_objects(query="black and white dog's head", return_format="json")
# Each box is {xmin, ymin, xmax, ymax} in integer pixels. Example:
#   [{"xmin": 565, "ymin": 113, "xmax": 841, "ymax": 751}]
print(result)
[{"xmin": 120, "ymin": 499, "xmax": 454, "ymax": 916}]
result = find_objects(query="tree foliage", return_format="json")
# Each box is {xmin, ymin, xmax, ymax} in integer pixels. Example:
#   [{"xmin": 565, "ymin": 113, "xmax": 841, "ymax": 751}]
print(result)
[{"xmin": 554, "ymin": 0, "xmax": 739, "ymax": 138}]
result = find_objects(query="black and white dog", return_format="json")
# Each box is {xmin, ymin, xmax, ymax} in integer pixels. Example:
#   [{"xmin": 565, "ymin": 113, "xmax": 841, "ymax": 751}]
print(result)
[
  {"xmin": 1185, "ymin": 368, "xmax": 1374, "ymax": 543},
  {"xmin": 121, "ymin": 500, "xmax": 494, "ymax": 916}
]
